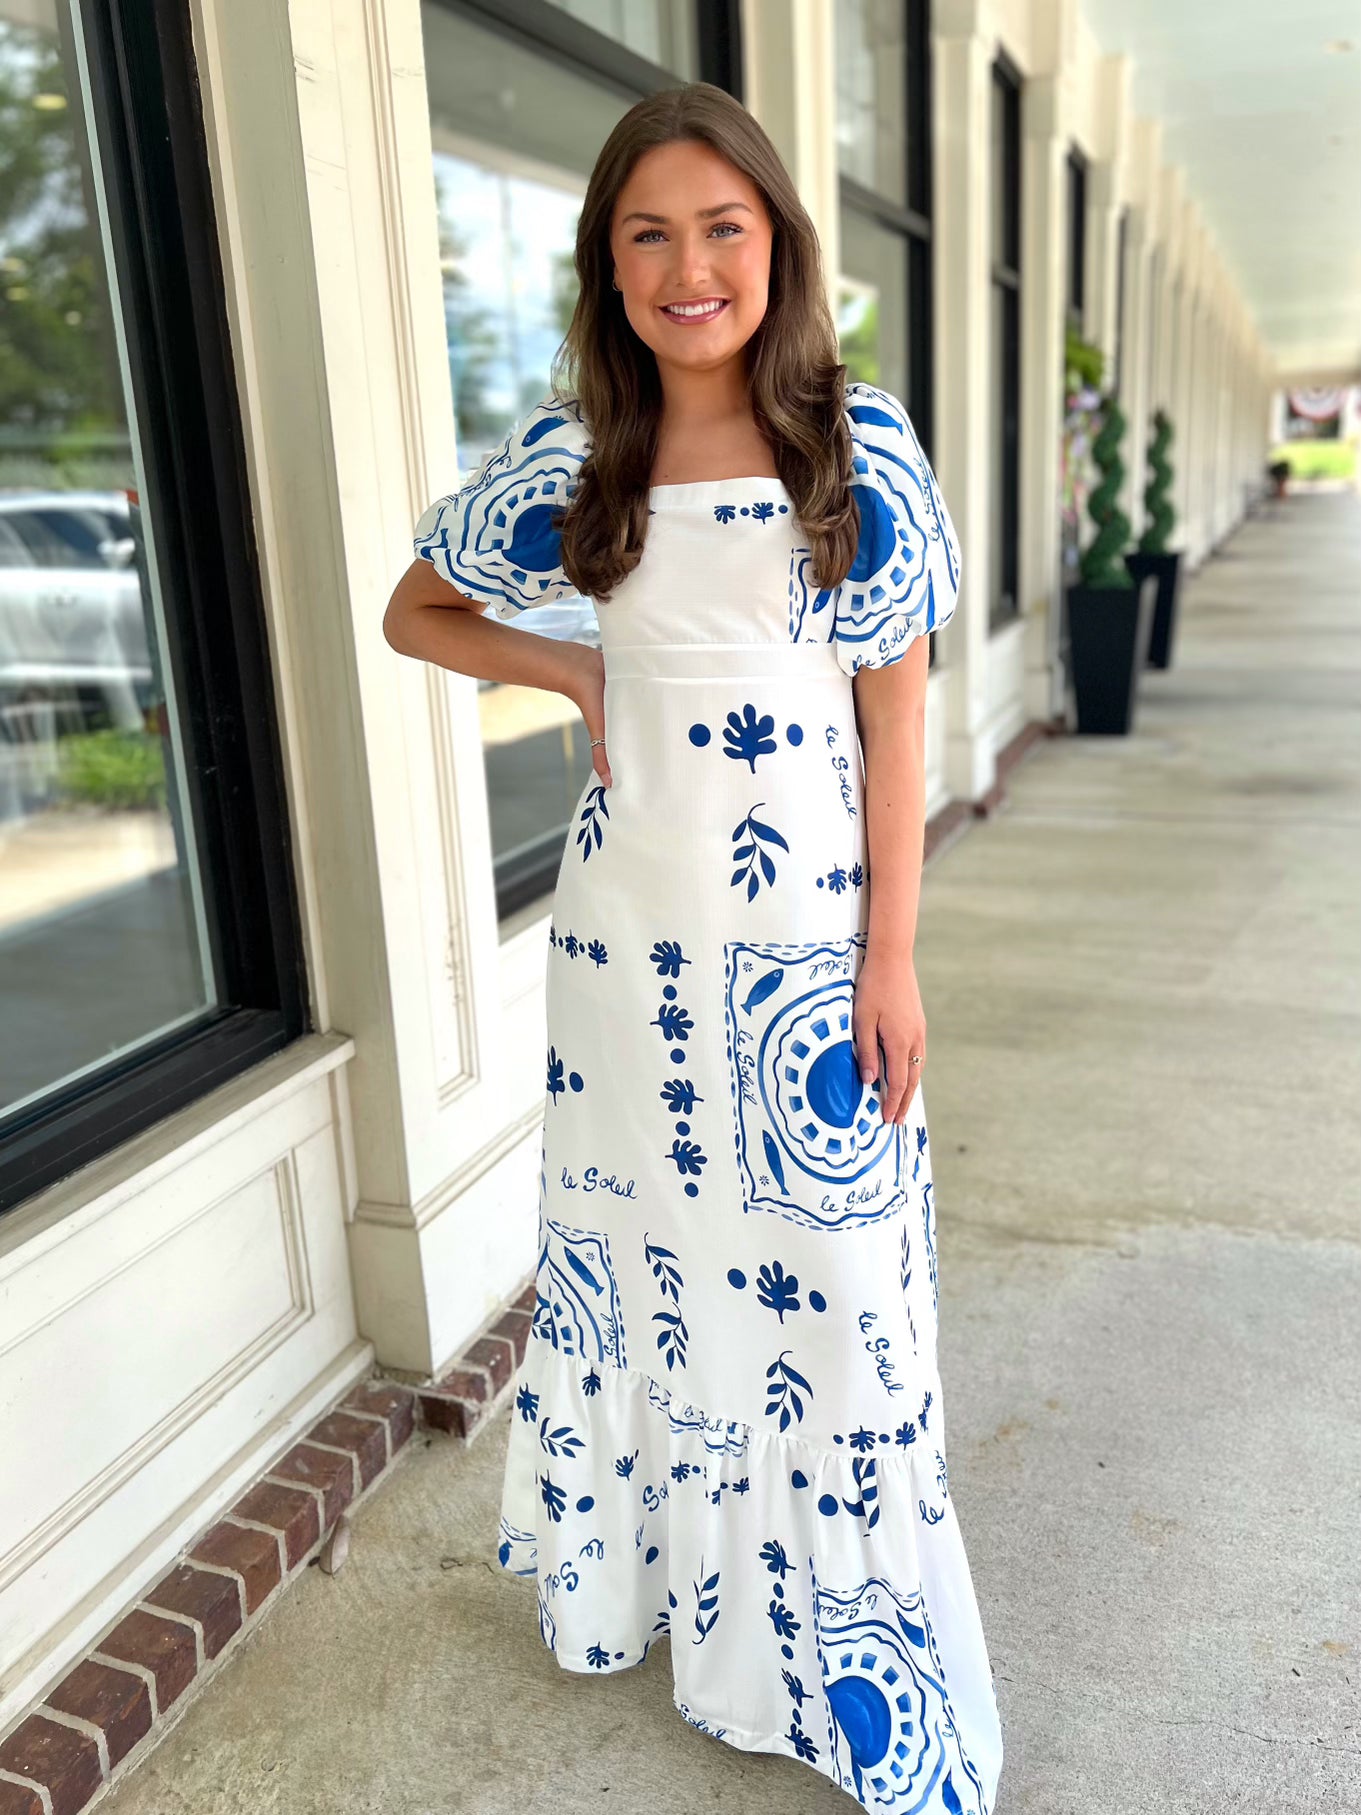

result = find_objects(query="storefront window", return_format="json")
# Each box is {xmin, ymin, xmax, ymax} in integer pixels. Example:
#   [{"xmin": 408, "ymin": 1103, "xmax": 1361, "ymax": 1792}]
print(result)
[
  {"xmin": 542, "ymin": 0, "xmax": 699, "ymax": 78},
  {"xmin": 0, "ymin": 10, "xmax": 212, "ymax": 1122},
  {"xmin": 833, "ymin": 0, "xmax": 938, "ymax": 656},
  {"xmin": 0, "ymin": 1, "xmax": 303, "ymax": 1212},
  {"xmin": 990, "ymin": 55, "xmax": 1021, "ymax": 625},
  {"xmin": 837, "ymin": 210, "xmax": 910, "ymax": 404},
  {"xmin": 420, "ymin": 1, "xmax": 723, "ymax": 928},
  {"xmin": 834, "ymin": 0, "xmax": 909, "ymax": 211}
]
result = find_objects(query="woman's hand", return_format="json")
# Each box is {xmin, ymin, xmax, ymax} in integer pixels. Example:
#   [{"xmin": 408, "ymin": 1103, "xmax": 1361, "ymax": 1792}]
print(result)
[
  {"xmin": 557, "ymin": 641, "xmax": 611, "ymax": 786},
  {"xmin": 852, "ymin": 947, "xmax": 926, "ymax": 1124}
]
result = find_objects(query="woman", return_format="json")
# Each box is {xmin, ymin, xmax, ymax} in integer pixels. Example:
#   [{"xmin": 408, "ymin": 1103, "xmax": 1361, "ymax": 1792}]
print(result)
[{"xmin": 385, "ymin": 81, "xmax": 1003, "ymax": 1815}]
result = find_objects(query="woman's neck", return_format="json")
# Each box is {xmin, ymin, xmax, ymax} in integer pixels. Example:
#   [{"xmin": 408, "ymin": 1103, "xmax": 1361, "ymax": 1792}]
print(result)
[
  {"xmin": 654, "ymin": 354, "xmax": 751, "ymax": 431},
  {"xmin": 652, "ymin": 356, "xmax": 775, "ymax": 483}
]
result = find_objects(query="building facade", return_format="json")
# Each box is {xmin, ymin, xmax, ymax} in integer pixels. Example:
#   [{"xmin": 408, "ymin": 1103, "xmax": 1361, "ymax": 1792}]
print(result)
[{"xmin": 0, "ymin": 0, "xmax": 1275, "ymax": 1729}]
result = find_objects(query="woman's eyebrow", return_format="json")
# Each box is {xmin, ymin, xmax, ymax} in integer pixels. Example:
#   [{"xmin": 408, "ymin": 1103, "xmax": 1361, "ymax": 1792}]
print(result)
[{"xmin": 620, "ymin": 201, "xmax": 755, "ymax": 225}]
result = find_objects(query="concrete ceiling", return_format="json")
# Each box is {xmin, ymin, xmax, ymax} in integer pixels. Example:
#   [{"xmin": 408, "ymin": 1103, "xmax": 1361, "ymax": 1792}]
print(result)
[{"xmin": 1083, "ymin": 0, "xmax": 1361, "ymax": 379}]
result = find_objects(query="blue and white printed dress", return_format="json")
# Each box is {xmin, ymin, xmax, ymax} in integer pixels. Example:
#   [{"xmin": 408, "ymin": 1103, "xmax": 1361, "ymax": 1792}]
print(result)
[{"xmin": 413, "ymin": 381, "xmax": 1004, "ymax": 1814}]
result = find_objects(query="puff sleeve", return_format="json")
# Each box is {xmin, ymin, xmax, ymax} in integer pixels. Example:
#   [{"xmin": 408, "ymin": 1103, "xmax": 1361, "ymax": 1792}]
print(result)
[
  {"xmin": 412, "ymin": 392, "xmax": 590, "ymax": 618},
  {"xmin": 831, "ymin": 381, "xmax": 961, "ymax": 676}
]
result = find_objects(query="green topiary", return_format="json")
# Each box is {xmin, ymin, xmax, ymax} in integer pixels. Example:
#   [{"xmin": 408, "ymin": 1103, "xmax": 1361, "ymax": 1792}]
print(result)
[
  {"xmin": 1139, "ymin": 408, "xmax": 1177, "ymax": 554},
  {"xmin": 1079, "ymin": 392, "xmax": 1133, "ymax": 589}
]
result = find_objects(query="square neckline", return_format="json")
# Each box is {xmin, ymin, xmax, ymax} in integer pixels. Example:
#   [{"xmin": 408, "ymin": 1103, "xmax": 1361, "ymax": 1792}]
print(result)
[{"xmin": 649, "ymin": 475, "xmax": 788, "ymax": 499}]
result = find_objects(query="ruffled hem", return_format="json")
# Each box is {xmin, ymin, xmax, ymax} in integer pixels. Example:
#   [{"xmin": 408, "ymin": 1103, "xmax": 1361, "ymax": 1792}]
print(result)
[{"xmin": 495, "ymin": 1336, "xmax": 1003, "ymax": 1815}]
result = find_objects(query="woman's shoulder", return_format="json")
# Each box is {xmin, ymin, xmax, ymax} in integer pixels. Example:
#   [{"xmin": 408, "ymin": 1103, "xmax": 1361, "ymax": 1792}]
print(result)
[
  {"xmin": 511, "ymin": 390, "xmax": 592, "ymax": 465},
  {"xmin": 841, "ymin": 381, "xmax": 922, "ymax": 460}
]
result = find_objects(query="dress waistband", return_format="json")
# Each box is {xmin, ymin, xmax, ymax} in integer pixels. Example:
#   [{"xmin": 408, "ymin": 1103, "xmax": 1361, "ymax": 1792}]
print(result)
[{"xmin": 604, "ymin": 641, "xmax": 843, "ymax": 682}]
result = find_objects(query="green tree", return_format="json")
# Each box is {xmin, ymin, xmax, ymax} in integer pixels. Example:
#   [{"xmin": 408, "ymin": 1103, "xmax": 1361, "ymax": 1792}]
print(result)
[
  {"xmin": 1139, "ymin": 408, "xmax": 1177, "ymax": 554},
  {"xmin": 1079, "ymin": 393, "xmax": 1133, "ymax": 589}
]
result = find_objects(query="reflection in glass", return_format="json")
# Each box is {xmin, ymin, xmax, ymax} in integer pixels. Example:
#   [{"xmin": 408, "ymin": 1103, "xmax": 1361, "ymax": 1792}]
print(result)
[
  {"xmin": 833, "ymin": 0, "xmax": 908, "ymax": 208},
  {"xmin": 421, "ymin": 5, "xmax": 626, "ymax": 927},
  {"xmin": 836, "ymin": 210, "xmax": 909, "ymax": 400},
  {"xmin": 0, "ymin": 6, "xmax": 214, "ymax": 1122},
  {"xmin": 541, "ymin": 0, "xmax": 699, "ymax": 77}
]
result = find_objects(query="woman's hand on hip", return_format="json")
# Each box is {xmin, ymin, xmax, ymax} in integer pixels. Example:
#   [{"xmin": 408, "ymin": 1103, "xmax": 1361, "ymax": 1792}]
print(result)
[
  {"xmin": 852, "ymin": 948, "xmax": 925, "ymax": 1124},
  {"xmin": 558, "ymin": 642, "xmax": 610, "ymax": 786}
]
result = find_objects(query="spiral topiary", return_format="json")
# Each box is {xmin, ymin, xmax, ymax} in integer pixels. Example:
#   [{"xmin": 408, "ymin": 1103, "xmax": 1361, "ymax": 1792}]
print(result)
[
  {"xmin": 1079, "ymin": 392, "xmax": 1132, "ymax": 589},
  {"xmin": 1139, "ymin": 408, "xmax": 1177, "ymax": 554}
]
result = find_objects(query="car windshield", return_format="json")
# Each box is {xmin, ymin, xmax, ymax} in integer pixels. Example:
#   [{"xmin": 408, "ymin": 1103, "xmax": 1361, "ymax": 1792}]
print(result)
[{"xmin": 0, "ymin": 504, "xmax": 126, "ymax": 569}]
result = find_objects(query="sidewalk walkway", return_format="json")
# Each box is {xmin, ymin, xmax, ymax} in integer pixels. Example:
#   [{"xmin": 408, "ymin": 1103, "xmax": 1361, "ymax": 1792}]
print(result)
[{"xmin": 99, "ymin": 493, "xmax": 1361, "ymax": 1814}]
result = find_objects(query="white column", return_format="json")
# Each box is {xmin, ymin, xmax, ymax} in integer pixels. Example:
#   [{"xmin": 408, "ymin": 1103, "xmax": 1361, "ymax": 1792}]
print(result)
[
  {"xmin": 1119, "ymin": 209, "xmax": 1152, "ymax": 539},
  {"xmin": 1016, "ymin": 65, "xmax": 1072, "ymax": 724},
  {"xmin": 742, "ymin": 0, "xmax": 841, "ymax": 294},
  {"xmin": 931, "ymin": 0, "xmax": 1001, "ymax": 798},
  {"xmin": 268, "ymin": 0, "xmax": 567, "ymax": 1374}
]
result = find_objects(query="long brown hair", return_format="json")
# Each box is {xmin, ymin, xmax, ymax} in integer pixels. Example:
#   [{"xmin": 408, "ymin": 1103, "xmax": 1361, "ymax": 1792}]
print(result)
[{"xmin": 550, "ymin": 82, "xmax": 860, "ymax": 602}]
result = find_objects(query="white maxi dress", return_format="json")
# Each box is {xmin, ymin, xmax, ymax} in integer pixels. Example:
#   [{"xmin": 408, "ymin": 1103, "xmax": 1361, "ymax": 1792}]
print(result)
[{"xmin": 413, "ymin": 381, "xmax": 1004, "ymax": 1814}]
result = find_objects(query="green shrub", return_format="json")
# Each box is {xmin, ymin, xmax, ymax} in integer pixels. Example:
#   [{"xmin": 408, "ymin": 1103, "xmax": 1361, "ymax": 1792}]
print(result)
[
  {"xmin": 1079, "ymin": 393, "xmax": 1133, "ymax": 589},
  {"xmin": 1139, "ymin": 409, "xmax": 1177, "ymax": 554},
  {"xmin": 1269, "ymin": 441, "xmax": 1356, "ymax": 482},
  {"xmin": 56, "ymin": 729, "xmax": 166, "ymax": 810}
]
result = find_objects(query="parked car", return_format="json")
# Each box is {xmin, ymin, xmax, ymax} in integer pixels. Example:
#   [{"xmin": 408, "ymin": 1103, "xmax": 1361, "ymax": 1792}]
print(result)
[{"xmin": 0, "ymin": 489, "xmax": 150, "ymax": 730}]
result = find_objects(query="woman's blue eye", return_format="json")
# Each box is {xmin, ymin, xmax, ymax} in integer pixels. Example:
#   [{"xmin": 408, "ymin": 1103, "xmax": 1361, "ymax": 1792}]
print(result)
[{"xmin": 632, "ymin": 222, "xmax": 743, "ymax": 244}]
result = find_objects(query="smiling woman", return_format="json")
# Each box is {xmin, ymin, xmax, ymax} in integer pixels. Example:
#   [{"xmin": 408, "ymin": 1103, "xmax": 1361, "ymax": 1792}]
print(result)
[{"xmin": 391, "ymin": 79, "xmax": 1000, "ymax": 1815}]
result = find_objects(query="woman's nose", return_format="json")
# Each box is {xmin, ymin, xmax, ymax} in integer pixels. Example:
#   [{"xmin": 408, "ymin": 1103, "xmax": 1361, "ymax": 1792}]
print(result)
[{"xmin": 671, "ymin": 235, "xmax": 714, "ymax": 287}]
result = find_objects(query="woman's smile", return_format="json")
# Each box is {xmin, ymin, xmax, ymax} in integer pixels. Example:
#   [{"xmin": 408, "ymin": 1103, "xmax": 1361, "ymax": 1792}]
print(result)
[{"xmin": 659, "ymin": 297, "xmax": 731, "ymax": 324}]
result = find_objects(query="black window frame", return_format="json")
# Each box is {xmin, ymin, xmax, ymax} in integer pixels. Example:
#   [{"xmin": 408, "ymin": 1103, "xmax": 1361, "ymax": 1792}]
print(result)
[
  {"xmin": 427, "ymin": 1, "xmax": 742, "ymax": 924},
  {"xmin": 446, "ymin": 0, "xmax": 742, "ymax": 99},
  {"xmin": 834, "ymin": 0, "xmax": 943, "ymax": 673},
  {"xmin": 0, "ymin": 0, "xmax": 308, "ymax": 1217},
  {"xmin": 990, "ymin": 52, "xmax": 1022, "ymax": 627},
  {"xmin": 835, "ymin": 0, "xmax": 935, "ymax": 455},
  {"xmin": 1065, "ymin": 145, "xmax": 1087, "ymax": 329},
  {"xmin": 1112, "ymin": 204, "xmax": 1129, "ymax": 399}
]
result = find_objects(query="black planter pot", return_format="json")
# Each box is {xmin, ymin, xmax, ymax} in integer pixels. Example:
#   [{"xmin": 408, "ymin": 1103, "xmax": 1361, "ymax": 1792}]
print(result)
[
  {"xmin": 1124, "ymin": 549, "xmax": 1183, "ymax": 669},
  {"xmin": 1066, "ymin": 574, "xmax": 1157, "ymax": 734}
]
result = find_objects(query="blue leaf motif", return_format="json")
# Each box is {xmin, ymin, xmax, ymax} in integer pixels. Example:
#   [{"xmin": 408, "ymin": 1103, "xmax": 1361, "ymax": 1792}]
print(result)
[
  {"xmin": 764, "ymin": 1349, "xmax": 813, "ymax": 1431},
  {"xmin": 650, "ymin": 1002, "xmax": 694, "ymax": 1042},
  {"xmin": 731, "ymin": 803, "xmax": 789, "ymax": 901},
  {"xmin": 649, "ymin": 939, "xmax": 691, "ymax": 977},
  {"xmin": 693, "ymin": 1560, "xmax": 721, "ymax": 1643},
  {"xmin": 576, "ymin": 784, "xmax": 610, "ymax": 861},
  {"xmin": 722, "ymin": 703, "xmax": 777, "ymax": 774}
]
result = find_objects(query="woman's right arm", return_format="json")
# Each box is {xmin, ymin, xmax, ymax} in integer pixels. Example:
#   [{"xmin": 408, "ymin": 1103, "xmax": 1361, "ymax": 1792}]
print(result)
[{"xmin": 383, "ymin": 560, "xmax": 611, "ymax": 786}]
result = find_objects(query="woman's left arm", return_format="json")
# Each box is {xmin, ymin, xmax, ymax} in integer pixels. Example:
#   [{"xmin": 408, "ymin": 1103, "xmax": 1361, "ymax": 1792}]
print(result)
[{"xmin": 850, "ymin": 635, "xmax": 930, "ymax": 1125}]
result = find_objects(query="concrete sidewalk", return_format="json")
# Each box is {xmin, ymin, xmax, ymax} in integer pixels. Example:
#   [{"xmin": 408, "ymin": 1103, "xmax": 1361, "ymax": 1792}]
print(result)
[{"xmin": 100, "ymin": 493, "xmax": 1361, "ymax": 1814}]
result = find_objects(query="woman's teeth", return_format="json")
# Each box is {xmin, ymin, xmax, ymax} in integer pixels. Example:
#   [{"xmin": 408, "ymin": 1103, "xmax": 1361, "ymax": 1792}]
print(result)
[{"xmin": 661, "ymin": 299, "xmax": 729, "ymax": 321}]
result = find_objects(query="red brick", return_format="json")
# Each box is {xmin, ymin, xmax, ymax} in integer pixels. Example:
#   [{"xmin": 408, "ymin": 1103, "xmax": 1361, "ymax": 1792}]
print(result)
[
  {"xmin": 190, "ymin": 1521, "xmax": 283, "ymax": 1615},
  {"xmin": 433, "ymin": 1362, "xmax": 490, "ymax": 1403},
  {"xmin": 490, "ymin": 1307, "xmax": 532, "ymax": 1365},
  {"xmin": 418, "ymin": 1388, "xmax": 487, "ymax": 1439},
  {"xmin": 231, "ymin": 1478, "xmax": 321, "ymax": 1570},
  {"xmin": 45, "ymin": 1657, "xmax": 152, "ymax": 1771},
  {"xmin": 340, "ymin": 1380, "xmax": 415, "ymax": 1450},
  {"xmin": 269, "ymin": 1442, "xmax": 354, "ymax": 1529},
  {"xmin": 306, "ymin": 1410, "xmax": 388, "ymax": 1489},
  {"xmin": 97, "ymin": 1609, "xmax": 197, "ymax": 1714},
  {"xmin": 0, "ymin": 1778, "xmax": 45, "ymax": 1814},
  {"xmin": 511, "ymin": 1279, "xmax": 538, "ymax": 1314},
  {"xmin": 465, "ymin": 1334, "xmax": 513, "ymax": 1394},
  {"xmin": 0, "ymin": 1713, "xmax": 102, "ymax": 1815},
  {"xmin": 143, "ymin": 1563, "xmax": 242, "ymax": 1661}
]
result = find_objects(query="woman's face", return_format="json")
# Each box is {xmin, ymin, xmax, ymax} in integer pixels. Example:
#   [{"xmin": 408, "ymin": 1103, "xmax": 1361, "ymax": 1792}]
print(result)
[{"xmin": 608, "ymin": 139, "xmax": 774, "ymax": 380}]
